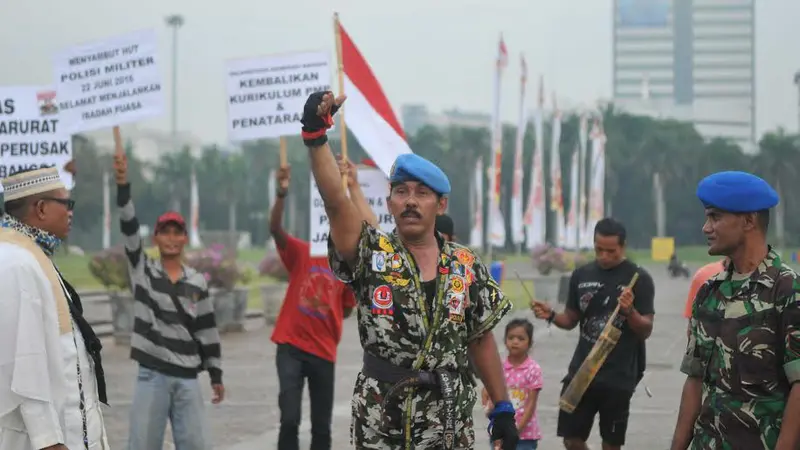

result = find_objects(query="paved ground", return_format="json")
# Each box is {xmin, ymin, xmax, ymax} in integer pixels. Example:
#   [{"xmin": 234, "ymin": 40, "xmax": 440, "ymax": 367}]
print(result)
[{"xmin": 97, "ymin": 261, "xmax": 694, "ymax": 449}]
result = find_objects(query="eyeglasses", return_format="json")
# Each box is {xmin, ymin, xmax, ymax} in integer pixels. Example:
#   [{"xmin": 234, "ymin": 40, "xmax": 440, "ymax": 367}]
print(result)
[{"xmin": 40, "ymin": 197, "xmax": 76, "ymax": 211}]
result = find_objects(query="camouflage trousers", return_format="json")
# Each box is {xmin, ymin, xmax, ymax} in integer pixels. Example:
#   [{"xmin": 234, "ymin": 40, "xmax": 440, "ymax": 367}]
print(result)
[{"xmin": 350, "ymin": 372, "xmax": 479, "ymax": 449}]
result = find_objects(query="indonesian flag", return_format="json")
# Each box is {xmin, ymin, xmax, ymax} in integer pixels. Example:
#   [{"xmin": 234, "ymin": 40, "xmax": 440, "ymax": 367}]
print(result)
[
  {"xmin": 338, "ymin": 20, "xmax": 412, "ymax": 175},
  {"xmin": 510, "ymin": 54, "xmax": 527, "ymax": 246},
  {"xmin": 487, "ymin": 36, "xmax": 508, "ymax": 248},
  {"xmin": 549, "ymin": 90, "xmax": 565, "ymax": 247}
]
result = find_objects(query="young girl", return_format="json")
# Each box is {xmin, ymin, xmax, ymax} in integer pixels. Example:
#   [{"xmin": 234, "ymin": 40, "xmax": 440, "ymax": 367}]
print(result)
[{"xmin": 482, "ymin": 319, "xmax": 543, "ymax": 450}]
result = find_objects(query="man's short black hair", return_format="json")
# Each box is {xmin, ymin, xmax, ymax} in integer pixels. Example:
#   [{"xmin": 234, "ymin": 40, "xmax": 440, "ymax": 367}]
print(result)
[
  {"xmin": 435, "ymin": 214, "xmax": 454, "ymax": 238},
  {"xmin": 756, "ymin": 209, "xmax": 769, "ymax": 232},
  {"xmin": 594, "ymin": 217, "xmax": 627, "ymax": 246}
]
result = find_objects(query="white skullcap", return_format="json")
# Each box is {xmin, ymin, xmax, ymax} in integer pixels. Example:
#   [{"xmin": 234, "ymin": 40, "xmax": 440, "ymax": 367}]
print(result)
[{"xmin": 1, "ymin": 167, "xmax": 66, "ymax": 202}]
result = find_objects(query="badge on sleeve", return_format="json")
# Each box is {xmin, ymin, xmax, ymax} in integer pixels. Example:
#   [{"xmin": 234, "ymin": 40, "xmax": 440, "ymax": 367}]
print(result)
[
  {"xmin": 453, "ymin": 249, "xmax": 475, "ymax": 267},
  {"xmin": 389, "ymin": 253, "xmax": 403, "ymax": 270},
  {"xmin": 447, "ymin": 292, "xmax": 465, "ymax": 323},
  {"xmin": 451, "ymin": 261, "xmax": 466, "ymax": 277},
  {"xmin": 465, "ymin": 266, "xmax": 475, "ymax": 285},
  {"xmin": 383, "ymin": 272, "xmax": 411, "ymax": 287},
  {"xmin": 450, "ymin": 276, "xmax": 465, "ymax": 294},
  {"xmin": 371, "ymin": 252, "xmax": 387, "ymax": 273},
  {"xmin": 371, "ymin": 285, "xmax": 394, "ymax": 315},
  {"xmin": 379, "ymin": 236, "xmax": 395, "ymax": 253}
]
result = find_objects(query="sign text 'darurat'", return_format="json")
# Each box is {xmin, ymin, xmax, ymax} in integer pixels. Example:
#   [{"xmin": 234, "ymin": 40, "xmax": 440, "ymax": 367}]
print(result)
[
  {"xmin": 226, "ymin": 51, "xmax": 331, "ymax": 141},
  {"xmin": 0, "ymin": 86, "xmax": 73, "ymax": 192},
  {"xmin": 53, "ymin": 29, "xmax": 164, "ymax": 134}
]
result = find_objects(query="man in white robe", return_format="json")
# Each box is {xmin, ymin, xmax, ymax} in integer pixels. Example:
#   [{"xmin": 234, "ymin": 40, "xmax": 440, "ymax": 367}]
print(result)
[{"xmin": 0, "ymin": 167, "xmax": 109, "ymax": 450}]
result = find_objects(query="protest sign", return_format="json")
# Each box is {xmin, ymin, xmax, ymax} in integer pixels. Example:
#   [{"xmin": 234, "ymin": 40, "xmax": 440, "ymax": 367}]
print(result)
[
  {"xmin": 226, "ymin": 51, "xmax": 331, "ymax": 142},
  {"xmin": 53, "ymin": 29, "xmax": 163, "ymax": 134},
  {"xmin": 0, "ymin": 86, "xmax": 73, "ymax": 191},
  {"xmin": 309, "ymin": 167, "xmax": 394, "ymax": 256}
]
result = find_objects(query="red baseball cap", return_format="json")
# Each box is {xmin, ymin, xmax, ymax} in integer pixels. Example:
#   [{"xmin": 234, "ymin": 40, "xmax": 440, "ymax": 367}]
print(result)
[{"xmin": 155, "ymin": 211, "xmax": 186, "ymax": 233}]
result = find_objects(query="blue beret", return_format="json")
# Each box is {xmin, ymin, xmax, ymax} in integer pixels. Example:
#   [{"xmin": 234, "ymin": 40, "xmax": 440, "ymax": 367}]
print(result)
[
  {"xmin": 696, "ymin": 171, "xmax": 778, "ymax": 213},
  {"xmin": 389, "ymin": 154, "xmax": 451, "ymax": 195}
]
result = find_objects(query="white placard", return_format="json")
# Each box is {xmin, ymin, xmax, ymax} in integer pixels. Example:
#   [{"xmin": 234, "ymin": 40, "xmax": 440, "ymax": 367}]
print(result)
[
  {"xmin": 226, "ymin": 51, "xmax": 331, "ymax": 141},
  {"xmin": 0, "ymin": 86, "xmax": 73, "ymax": 192},
  {"xmin": 310, "ymin": 167, "xmax": 394, "ymax": 256},
  {"xmin": 53, "ymin": 29, "xmax": 164, "ymax": 134}
]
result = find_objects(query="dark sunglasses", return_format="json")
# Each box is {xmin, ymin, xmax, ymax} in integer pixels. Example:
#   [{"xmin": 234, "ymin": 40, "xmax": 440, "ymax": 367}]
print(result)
[{"xmin": 40, "ymin": 197, "xmax": 76, "ymax": 211}]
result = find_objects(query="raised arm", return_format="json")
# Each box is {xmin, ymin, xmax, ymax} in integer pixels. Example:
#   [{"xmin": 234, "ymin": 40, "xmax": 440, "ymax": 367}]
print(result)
[
  {"xmin": 301, "ymin": 92, "xmax": 363, "ymax": 264},
  {"xmin": 269, "ymin": 166, "xmax": 291, "ymax": 251},
  {"xmin": 339, "ymin": 156, "xmax": 378, "ymax": 228},
  {"xmin": 113, "ymin": 129, "xmax": 143, "ymax": 273}
]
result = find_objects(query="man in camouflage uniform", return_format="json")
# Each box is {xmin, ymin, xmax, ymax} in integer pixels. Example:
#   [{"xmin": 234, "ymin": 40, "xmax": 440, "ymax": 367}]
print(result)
[
  {"xmin": 300, "ymin": 91, "xmax": 519, "ymax": 450},
  {"xmin": 670, "ymin": 171, "xmax": 800, "ymax": 450}
]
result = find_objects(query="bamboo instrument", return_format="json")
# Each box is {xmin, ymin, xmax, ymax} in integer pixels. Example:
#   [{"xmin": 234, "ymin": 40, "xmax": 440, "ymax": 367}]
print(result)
[{"xmin": 559, "ymin": 272, "xmax": 639, "ymax": 413}]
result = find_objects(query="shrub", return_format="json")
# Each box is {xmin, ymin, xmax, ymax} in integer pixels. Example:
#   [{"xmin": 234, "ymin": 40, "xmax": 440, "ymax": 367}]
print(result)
[
  {"xmin": 88, "ymin": 245, "xmax": 131, "ymax": 290},
  {"xmin": 531, "ymin": 244, "xmax": 591, "ymax": 275},
  {"xmin": 258, "ymin": 251, "xmax": 289, "ymax": 281},
  {"xmin": 184, "ymin": 244, "xmax": 244, "ymax": 291}
]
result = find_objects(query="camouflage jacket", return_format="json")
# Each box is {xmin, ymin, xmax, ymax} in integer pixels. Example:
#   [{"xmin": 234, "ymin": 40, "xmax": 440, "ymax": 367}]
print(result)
[
  {"xmin": 681, "ymin": 248, "xmax": 800, "ymax": 449},
  {"xmin": 328, "ymin": 223, "xmax": 511, "ymax": 449}
]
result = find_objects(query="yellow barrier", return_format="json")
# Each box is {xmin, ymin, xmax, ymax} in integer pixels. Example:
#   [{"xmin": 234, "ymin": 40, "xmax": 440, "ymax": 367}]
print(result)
[{"xmin": 650, "ymin": 237, "xmax": 675, "ymax": 262}]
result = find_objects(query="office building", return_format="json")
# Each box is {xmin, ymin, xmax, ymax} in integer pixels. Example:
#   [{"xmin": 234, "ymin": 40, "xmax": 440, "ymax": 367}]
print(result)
[{"xmin": 612, "ymin": 0, "xmax": 755, "ymax": 150}]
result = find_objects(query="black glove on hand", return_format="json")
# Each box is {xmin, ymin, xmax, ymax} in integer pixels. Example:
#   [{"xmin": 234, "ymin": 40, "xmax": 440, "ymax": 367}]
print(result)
[
  {"xmin": 490, "ymin": 411, "xmax": 519, "ymax": 450},
  {"xmin": 300, "ymin": 91, "xmax": 342, "ymax": 147}
]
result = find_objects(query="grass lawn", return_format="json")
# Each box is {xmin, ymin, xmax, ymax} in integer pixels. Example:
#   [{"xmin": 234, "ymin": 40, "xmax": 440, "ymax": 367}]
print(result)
[
  {"xmin": 54, "ymin": 250, "xmax": 279, "ymax": 310},
  {"xmin": 52, "ymin": 244, "xmax": 747, "ymax": 312}
]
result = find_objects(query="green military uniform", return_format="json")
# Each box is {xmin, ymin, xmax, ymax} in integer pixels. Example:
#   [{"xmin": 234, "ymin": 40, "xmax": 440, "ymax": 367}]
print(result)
[
  {"xmin": 681, "ymin": 248, "xmax": 800, "ymax": 449},
  {"xmin": 328, "ymin": 223, "xmax": 511, "ymax": 449}
]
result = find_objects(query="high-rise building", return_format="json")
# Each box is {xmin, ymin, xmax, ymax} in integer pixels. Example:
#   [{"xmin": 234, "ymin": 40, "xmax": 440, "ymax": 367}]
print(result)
[{"xmin": 612, "ymin": 0, "xmax": 755, "ymax": 150}]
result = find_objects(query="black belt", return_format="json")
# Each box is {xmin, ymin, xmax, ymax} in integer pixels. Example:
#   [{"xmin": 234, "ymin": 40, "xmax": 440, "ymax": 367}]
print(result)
[{"xmin": 361, "ymin": 352, "xmax": 457, "ymax": 450}]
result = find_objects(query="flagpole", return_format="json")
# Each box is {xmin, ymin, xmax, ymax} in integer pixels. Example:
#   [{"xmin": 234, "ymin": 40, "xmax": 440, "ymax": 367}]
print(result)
[{"xmin": 333, "ymin": 12, "xmax": 349, "ymax": 191}]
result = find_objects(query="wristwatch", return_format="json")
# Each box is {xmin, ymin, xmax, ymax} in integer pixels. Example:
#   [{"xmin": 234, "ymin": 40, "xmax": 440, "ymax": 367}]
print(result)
[
  {"xmin": 276, "ymin": 188, "xmax": 288, "ymax": 198},
  {"xmin": 547, "ymin": 310, "xmax": 556, "ymax": 324}
]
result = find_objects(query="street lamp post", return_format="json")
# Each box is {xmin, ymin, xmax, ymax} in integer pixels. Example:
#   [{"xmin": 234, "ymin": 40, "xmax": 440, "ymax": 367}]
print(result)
[
  {"xmin": 165, "ymin": 14, "xmax": 184, "ymax": 153},
  {"xmin": 794, "ymin": 70, "xmax": 800, "ymax": 132},
  {"xmin": 165, "ymin": 14, "xmax": 184, "ymax": 212}
]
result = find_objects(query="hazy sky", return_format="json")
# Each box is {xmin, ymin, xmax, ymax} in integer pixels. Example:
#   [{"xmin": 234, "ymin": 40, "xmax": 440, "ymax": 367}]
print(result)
[{"xmin": 2, "ymin": 0, "xmax": 799, "ymax": 146}]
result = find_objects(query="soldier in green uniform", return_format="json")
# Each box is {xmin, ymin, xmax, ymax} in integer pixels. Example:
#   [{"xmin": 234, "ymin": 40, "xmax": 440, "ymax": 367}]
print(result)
[
  {"xmin": 671, "ymin": 171, "xmax": 800, "ymax": 450},
  {"xmin": 300, "ymin": 91, "xmax": 520, "ymax": 450}
]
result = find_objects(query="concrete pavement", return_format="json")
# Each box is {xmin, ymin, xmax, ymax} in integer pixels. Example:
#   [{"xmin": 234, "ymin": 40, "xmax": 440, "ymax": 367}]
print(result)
[{"xmin": 97, "ymin": 261, "xmax": 692, "ymax": 449}]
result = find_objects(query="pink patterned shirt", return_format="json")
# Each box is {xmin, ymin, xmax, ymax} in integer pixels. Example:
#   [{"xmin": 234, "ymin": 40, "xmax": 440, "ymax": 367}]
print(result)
[{"xmin": 503, "ymin": 356, "xmax": 543, "ymax": 440}]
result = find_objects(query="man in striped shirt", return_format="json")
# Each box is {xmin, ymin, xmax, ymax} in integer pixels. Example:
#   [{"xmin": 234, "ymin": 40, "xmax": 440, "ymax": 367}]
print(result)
[{"xmin": 114, "ymin": 150, "xmax": 224, "ymax": 450}]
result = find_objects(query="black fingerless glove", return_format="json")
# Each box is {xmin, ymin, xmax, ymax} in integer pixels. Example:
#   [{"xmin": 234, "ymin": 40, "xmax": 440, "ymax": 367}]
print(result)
[
  {"xmin": 489, "ymin": 402, "xmax": 519, "ymax": 450},
  {"xmin": 300, "ymin": 91, "xmax": 341, "ymax": 147}
]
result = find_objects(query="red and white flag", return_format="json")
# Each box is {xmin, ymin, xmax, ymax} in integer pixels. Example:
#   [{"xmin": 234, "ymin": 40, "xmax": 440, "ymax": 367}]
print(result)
[
  {"xmin": 549, "ymin": 91, "xmax": 565, "ymax": 247},
  {"xmin": 524, "ymin": 75, "xmax": 546, "ymax": 248},
  {"xmin": 487, "ymin": 35, "xmax": 508, "ymax": 248},
  {"xmin": 510, "ymin": 54, "xmax": 527, "ymax": 246},
  {"xmin": 338, "ymin": 20, "xmax": 412, "ymax": 175}
]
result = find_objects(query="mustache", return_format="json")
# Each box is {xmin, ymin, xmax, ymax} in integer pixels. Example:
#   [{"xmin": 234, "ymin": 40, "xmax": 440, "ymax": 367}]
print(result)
[{"xmin": 401, "ymin": 209, "xmax": 421, "ymax": 219}]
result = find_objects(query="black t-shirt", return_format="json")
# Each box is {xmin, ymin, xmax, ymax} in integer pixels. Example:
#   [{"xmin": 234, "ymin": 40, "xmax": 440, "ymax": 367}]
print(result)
[{"xmin": 564, "ymin": 259, "xmax": 655, "ymax": 392}]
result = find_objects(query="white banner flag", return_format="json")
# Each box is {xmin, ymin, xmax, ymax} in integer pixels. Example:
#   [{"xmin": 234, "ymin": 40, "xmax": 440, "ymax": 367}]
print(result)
[{"xmin": 470, "ymin": 158, "xmax": 484, "ymax": 249}]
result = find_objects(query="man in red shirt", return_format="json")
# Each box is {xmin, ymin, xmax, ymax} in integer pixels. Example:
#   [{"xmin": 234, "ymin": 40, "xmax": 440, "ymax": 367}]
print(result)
[{"xmin": 270, "ymin": 159, "xmax": 376, "ymax": 450}]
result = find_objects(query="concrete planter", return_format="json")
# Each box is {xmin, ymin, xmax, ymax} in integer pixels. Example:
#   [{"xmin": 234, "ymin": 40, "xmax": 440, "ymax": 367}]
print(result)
[
  {"xmin": 211, "ymin": 288, "xmax": 249, "ymax": 333},
  {"xmin": 261, "ymin": 282, "xmax": 288, "ymax": 325},
  {"xmin": 109, "ymin": 290, "xmax": 135, "ymax": 346},
  {"xmin": 531, "ymin": 273, "xmax": 572, "ymax": 304}
]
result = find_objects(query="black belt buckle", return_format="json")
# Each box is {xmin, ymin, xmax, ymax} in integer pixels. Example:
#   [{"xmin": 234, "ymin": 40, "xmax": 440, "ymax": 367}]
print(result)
[{"xmin": 436, "ymin": 370, "xmax": 456, "ymax": 450}]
